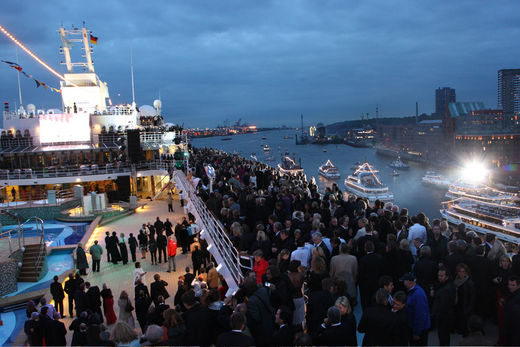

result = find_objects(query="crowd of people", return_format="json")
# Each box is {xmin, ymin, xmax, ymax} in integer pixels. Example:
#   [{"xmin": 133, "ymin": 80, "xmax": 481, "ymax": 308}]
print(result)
[{"xmin": 24, "ymin": 147, "xmax": 520, "ymax": 346}]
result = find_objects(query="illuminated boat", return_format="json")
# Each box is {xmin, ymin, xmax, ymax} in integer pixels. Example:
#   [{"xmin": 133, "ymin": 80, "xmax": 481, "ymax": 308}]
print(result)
[
  {"xmin": 421, "ymin": 171, "xmax": 451, "ymax": 188},
  {"xmin": 0, "ymin": 25, "xmax": 185, "ymax": 201},
  {"xmin": 319, "ymin": 160, "xmax": 340, "ymax": 179},
  {"xmin": 445, "ymin": 181, "xmax": 519, "ymax": 205},
  {"xmin": 441, "ymin": 197, "xmax": 520, "ymax": 243},
  {"xmin": 278, "ymin": 153, "xmax": 304, "ymax": 175},
  {"xmin": 344, "ymin": 162, "xmax": 393, "ymax": 201},
  {"xmin": 263, "ymin": 144, "xmax": 270, "ymax": 152}
]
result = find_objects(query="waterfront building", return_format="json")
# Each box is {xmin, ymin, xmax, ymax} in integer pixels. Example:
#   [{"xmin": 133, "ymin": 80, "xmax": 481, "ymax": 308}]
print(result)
[
  {"xmin": 498, "ymin": 68, "xmax": 520, "ymax": 114},
  {"xmin": 435, "ymin": 87, "xmax": 456, "ymax": 116}
]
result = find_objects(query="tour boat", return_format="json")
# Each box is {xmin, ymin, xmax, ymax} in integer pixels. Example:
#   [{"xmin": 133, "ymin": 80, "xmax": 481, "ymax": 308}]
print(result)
[
  {"xmin": 389, "ymin": 156, "xmax": 410, "ymax": 169},
  {"xmin": 318, "ymin": 160, "xmax": 340, "ymax": 179},
  {"xmin": 391, "ymin": 170, "xmax": 400, "ymax": 177},
  {"xmin": 441, "ymin": 197, "xmax": 520, "ymax": 244},
  {"xmin": 421, "ymin": 171, "xmax": 451, "ymax": 188},
  {"xmin": 344, "ymin": 162, "xmax": 393, "ymax": 201},
  {"xmin": 263, "ymin": 144, "xmax": 270, "ymax": 152},
  {"xmin": 277, "ymin": 153, "xmax": 304, "ymax": 175}
]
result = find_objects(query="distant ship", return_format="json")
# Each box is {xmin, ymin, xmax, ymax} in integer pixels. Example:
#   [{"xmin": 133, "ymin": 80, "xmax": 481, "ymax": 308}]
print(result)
[
  {"xmin": 263, "ymin": 144, "xmax": 270, "ymax": 152},
  {"xmin": 389, "ymin": 156, "xmax": 410, "ymax": 169},
  {"xmin": 261, "ymin": 135, "xmax": 267, "ymax": 140},
  {"xmin": 221, "ymin": 137, "xmax": 232, "ymax": 141},
  {"xmin": 319, "ymin": 160, "xmax": 340, "ymax": 179},
  {"xmin": 278, "ymin": 153, "xmax": 304, "ymax": 175},
  {"xmin": 344, "ymin": 162, "xmax": 393, "ymax": 201},
  {"xmin": 422, "ymin": 171, "xmax": 451, "ymax": 188}
]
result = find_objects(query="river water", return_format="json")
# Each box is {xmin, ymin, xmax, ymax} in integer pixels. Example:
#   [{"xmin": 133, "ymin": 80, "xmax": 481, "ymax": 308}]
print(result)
[{"xmin": 191, "ymin": 129, "xmax": 448, "ymax": 219}]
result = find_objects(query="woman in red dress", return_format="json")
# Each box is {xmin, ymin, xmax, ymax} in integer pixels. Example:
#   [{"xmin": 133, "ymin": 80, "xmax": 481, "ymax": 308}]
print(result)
[{"xmin": 100, "ymin": 283, "xmax": 117, "ymax": 325}]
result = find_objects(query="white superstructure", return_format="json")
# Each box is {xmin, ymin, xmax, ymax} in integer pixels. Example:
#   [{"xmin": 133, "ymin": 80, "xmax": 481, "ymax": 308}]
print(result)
[
  {"xmin": 344, "ymin": 162, "xmax": 393, "ymax": 201},
  {"xmin": 445, "ymin": 181, "xmax": 519, "ymax": 205},
  {"xmin": 319, "ymin": 160, "xmax": 340, "ymax": 179},
  {"xmin": 441, "ymin": 197, "xmax": 520, "ymax": 243},
  {"xmin": 422, "ymin": 171, "xmax": 451, "ymax": 188}
]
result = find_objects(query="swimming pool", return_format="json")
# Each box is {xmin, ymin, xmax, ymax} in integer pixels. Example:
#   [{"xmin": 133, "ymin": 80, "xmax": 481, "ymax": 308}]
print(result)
[{"xmin": 1, "ymin": 220, "xmax": 89, "ymax": 246}]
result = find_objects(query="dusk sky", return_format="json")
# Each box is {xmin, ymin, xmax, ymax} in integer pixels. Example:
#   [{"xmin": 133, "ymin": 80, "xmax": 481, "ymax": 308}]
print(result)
[{"xmin": 1, "ymin": 1, "xmax": 519, "ymax": 127}]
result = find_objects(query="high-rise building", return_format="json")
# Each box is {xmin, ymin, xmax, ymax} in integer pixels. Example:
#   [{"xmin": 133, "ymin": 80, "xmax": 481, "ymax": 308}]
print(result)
[
  {"xmin": 498, "ymin": 69, "xmax": 520, "ymax": 114},
  {"xmin": 435, "ymin": 87, "xmax": 456, "ymax": 116}
]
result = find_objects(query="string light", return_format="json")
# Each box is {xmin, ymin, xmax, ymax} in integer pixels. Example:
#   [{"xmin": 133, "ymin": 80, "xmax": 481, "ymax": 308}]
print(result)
[{"xmin": 0, "ymin": 24, "xmax": 78, "ymax": 87}]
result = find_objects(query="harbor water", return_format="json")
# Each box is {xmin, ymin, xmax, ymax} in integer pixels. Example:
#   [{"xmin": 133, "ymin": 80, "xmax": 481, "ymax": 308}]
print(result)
[{"xmin": 191, "ymin": 129, "xmax": 449, "ymax": 219}]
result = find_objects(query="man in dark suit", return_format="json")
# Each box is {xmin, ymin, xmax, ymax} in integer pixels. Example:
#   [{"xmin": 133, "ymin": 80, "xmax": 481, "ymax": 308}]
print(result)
[
  {"xmin": 46, "ymin": 312, "xmax": 67, "ymax": 346},
  {"xmin": 104, "ymin": 231, "xmax": 111, "ymax": 263},
  {"xmin": 312, "ymin": 232, "xmax": 330, "ymax": 260},
  {"xmin": 152, "ymin": 295, "xmax": 170, "ymax": 326},
  {"xmin": 85, "ymin": 282, "xmax": 102, "ymax": 322},
  {"xmin": 358, "ymin": 289, "xmax": 396, "ymax": 346},
  {"xmin": 64, "ymin": 273, "xmax": 76, "ymax": 317},
  {"xmin": 182, "ymin": 290, "xmax": 214, "ymax": 346},
  {"xmin": 216, "ymin": 311, "xmax": 254, "ymax": 347},
  {"xmin": 74, "ymin": 283, "xmax": 88, "ymax": 317},
  {"xmin": 358, "ymin": 240, "xmax": 384, "ymax": 309},
  {"xmin": 150, "ymin": 274, "xmax": 169, "ymax": 306},
  {"xmin": 313, "ymin": 306, "xmax": 346, "ymax": 346},
  {"xmin": 50, "ymin": 275, "xmax": 65, "ymax": 317},
  {"xmin": 273, "ymin": 305, "xmax": 296, "ymax": 346},
  {"xmin": 156, "ymin": 230, "xmax": 167, "ymax": 264}
]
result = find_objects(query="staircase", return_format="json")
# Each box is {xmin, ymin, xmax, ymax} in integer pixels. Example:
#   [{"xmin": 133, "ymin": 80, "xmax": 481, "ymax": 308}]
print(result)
[{"xmin": 18, "ymin": 243, "xmax": 46, "ymax": 282}]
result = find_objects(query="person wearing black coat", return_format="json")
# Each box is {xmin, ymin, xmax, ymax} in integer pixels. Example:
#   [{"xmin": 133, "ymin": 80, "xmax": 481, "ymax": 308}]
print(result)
[
  {"xmin": 358, "ymin": 289, "xmax": 396, "ymax": 346},
  {"xmin": 150, "ymin": 274, "xmax": 169, "ymax": 306},
  {"xmin": 313, "ymin": 306, "xmax": 348, "ymax": 346},
  {"xmin": 191, "ymin": 246, "xmax": 203, "ymax": 276},
  {"xmin": 74, "ymin": 283, "xmax": 89, "ymax": 317},
  {"xmin": 454, "ymin": 263, "xmax": 476, "ymax": 337},
  {"xmin": 358, "ymin": 241, "xmax": 384, "ymax": 310},
  {"xmin": 85, "ymin": 282, "xmax": 103, "ymax": 323},
  {"xmin": 104, "ymin": 231, "xmax": 112, "ymax": 263},
  {"xmin": 503, "ymin": 276, "xmax": 520, "ymax": 346},
  {"xmin": 413, "ymin": 246, "xmax": 439, "ymax": 300},
  {"xmin": 64, "ymin": 273, "xmax": 77, "ymax": 317},
  {"xmin": 75, "ymin": 243, "xmax": 89, "ymax": 276},
  {"xmin": 182, "ymin": 291, "xmax": 214, "ymax": 346},
  {"xmin": 156, "ymin": 231, "xmax": 167, "ymax": 263},
  {"xmin": 217, "ymin": 311, "xmax": 254, "ymax": 347},
  {"xmin": 109, "ymin": 232, "xmax": 121, "ymax": 264},
  {"xmin": 468, "ymin": 245, "xmax": 494, "ymax": 319},
  {"xmin": 118, "ymin": 234, "xmax": 129, "ymax": 265},
  {"xmin": 135, "ymin": 289, "xmax": 152, "ymax": 333},
  {"xmin": 431, "ymin": 267, "xmax": 456, "ymax": 346},
  {"xmin": 24, "ymin": 312, "xmax": 43, "ymax": 346},
  {"xmin": 46, "ymin": 312, "xmax": 67, "ymax": 346},
  {"xmin": 244, "ymin": 278, "xmax": 275, "ymax": 346},
  {"xmin": 272, "ymin": 305, "xmax": 297, "ymax": 346},
  {"xmin": 164, "ymin": 218, "xmax": 173, "ymax": 237},
  {"xmin": 50, "ymin": 275, "xmax": 65, "ymax": 317},
  {"xmin": 427, "ymin": 225, "xmax": 448, "ymax": 263},
  {"xmin": 128, "ymin": 233, "xmax": 138, "ymax": 262}
]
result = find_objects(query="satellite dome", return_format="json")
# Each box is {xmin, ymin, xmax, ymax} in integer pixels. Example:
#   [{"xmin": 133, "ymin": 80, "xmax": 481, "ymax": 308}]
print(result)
[
  {"xmin": 27, "ymin": 104, "xmax": 36, "ymax": 113},
  {"xmin": 153, "ymin": 99, "xmax": 162, "ymax": 109},
  {"xmin": 139, "ymin": 105, "xmax": 156, "ymax": 117}
]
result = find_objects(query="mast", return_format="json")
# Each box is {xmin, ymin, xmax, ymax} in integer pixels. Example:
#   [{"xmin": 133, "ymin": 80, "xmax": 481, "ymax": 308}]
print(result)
[
  {"xmin": 81, "ymin": 27, "xmax": 94, "ymax": 72},
  {"xmin": 130, "ymin": 47, "xmax": 136, "ymax": 106},
  {"xmin": 15, "ymin": 48, "xmax": 22, "ymax": 106}
]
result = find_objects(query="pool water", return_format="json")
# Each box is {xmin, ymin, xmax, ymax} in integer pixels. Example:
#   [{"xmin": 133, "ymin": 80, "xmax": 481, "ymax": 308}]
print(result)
[{"xmin": 1, "ymin": 220, "xmax": 89, "ymax": 246}]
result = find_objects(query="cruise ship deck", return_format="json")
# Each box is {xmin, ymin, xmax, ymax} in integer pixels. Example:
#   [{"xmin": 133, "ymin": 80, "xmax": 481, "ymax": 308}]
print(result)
[{"xmin": 1, "ymin": 196, "xmax": 194, "ymax": 346}]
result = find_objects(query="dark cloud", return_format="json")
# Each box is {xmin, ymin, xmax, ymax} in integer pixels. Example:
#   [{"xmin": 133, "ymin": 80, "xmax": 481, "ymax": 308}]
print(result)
[{"xmin": 0, "ymin": 0, "xmax": 519, "ymax": 127}]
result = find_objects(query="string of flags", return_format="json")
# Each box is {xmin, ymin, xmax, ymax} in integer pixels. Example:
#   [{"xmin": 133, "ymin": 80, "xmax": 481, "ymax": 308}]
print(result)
[{"xmin": 1, "ymin": 60, "xmax": 61, "ymax": 93}]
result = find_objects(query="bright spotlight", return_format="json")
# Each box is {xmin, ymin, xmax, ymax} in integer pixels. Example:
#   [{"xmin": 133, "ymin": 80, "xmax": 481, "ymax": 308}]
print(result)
[{"xmin": 460, "ymin": 160, "xmax": 489, "ymax": 183}]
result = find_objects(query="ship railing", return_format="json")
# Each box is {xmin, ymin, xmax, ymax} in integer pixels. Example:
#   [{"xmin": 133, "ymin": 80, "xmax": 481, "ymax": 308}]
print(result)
[
  {"xmin": 173, "ymin": 170, "xmax": 243, "ymax": 295},
  {"xmin": 0, "ymin": 188, "xmax": 77, "ymax": 209},
  {"xmin": 0, "ymin": 161, "xmax": 177, "ymax": 182}
]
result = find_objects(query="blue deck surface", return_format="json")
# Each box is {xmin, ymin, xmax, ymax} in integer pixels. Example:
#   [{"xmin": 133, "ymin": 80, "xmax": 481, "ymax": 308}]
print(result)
[{"xmin": 1, "ymin": 220, "xmax": 89, "ymax": 246}]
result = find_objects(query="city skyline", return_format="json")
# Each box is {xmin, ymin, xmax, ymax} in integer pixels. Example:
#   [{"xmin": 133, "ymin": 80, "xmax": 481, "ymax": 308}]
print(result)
[{"xmin": 0, "ymin": 0, "xmax": 519, "ymax": 127}]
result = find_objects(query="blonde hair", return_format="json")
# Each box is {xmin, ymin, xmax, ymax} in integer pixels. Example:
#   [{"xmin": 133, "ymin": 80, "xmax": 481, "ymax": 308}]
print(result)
[
  {"xmin": 335, "ymin": 296, "xmax": 352, "ymax": 315},
  {"xmin": 110, "ymin": 322, "xmax": 138, "ymax": 343},
  {"xmin": 399, "ymin": 239, "xmax": 410, "ymax": 251},
  {"xmin": 311, "ymin": 255, "xmax": 327, "ymax": 274},
  {"xmin": 488, "ymin": 240, "xmax": 507, "ymax": 263},
  {"xmin": 256, "ymin": 230, "xmax": 267, "ymax": 241}
]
